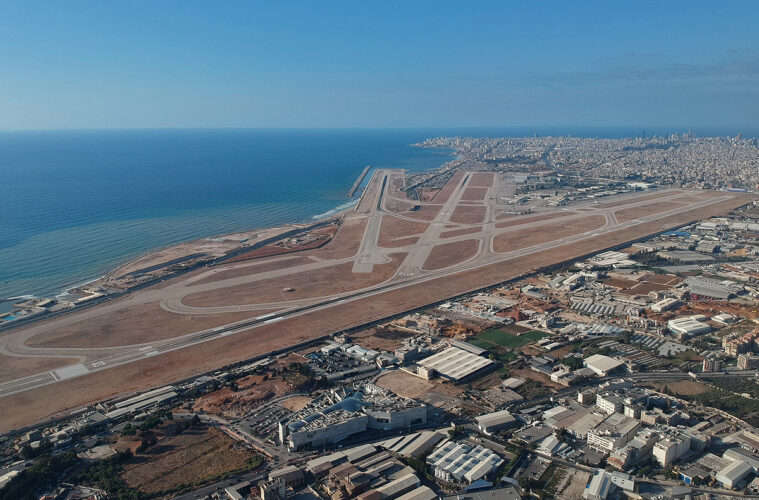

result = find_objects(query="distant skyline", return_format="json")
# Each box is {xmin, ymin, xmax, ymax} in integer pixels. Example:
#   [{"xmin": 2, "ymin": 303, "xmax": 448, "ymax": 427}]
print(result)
[{"xmin": 1, "ymin": 1, "xmax": 758, "ymax": 131}]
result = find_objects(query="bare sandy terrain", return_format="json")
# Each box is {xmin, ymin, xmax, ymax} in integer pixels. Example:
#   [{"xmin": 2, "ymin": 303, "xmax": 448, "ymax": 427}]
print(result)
[
  {"xmin": 467, "ymin": 172, "xmax": 494, "ymax": 188},
  {"xmin": 424, "ymin": 240, "xmax": 479, "ymax": 270},
  {"xmin": 495, "ymin": 212, "xmax": 573, "ymax": 227},
  {"xmin": 192, "ymin": 256, "xmax": 315, "ymax": 285},
  {"xmin": 460, "ymin": 187, "xmax": 488, "ymax": 201},
  {"xmin": 429, "ymin": 171, "xmax": 466, "ymax": 203},
  {"xmin": 0, "ymin": 354, "xmax": 80, "ymax": 383},
  {"xmin": 440, "ymin": 227, "xmax": 482, "ymax": 238},
  {"xmin": 183, "ymin": 254, "xmax": 406, "ymax": 307},
  {"xmin": 493, "ymin": 215, "xmax": 606, "ymax": 253},
  {"xmin": 449, "ymin": 205, "xmax": 486, "ymax": 224},
  {"xmin": 377, "ymin": 216, "xmax": 429, "ymax": 247},
  {"xmin": 407, "ymin": 204, "xmax": 443, "ymax": 220},
  {"xmin": 27, "ymin": 302, "xmax": 262, "ymax": 349},
  {"xmin": 597, "ymin": 191, "xmax": 677, "ymax": 208},
  {"xmin": 375, "ymin": 370, "xmax": 437, "ymax": 399},
  {"xmin": 313, "ymin": 217, "xmax": 366, "ymax": 258},
  {"xmin": 108, "ymin": 226, "xmax": 296, "ymax": 279},
  {"xmin": 121, "ymin": 426, "xmax": 255, "ymax": 496},
  {"xmin": 615, "ymin": 201, "xmax": 689, "ymax": 223}
]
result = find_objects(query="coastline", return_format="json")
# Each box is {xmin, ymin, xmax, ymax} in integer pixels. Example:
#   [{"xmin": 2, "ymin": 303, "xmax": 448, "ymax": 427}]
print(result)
[{"xmin": 1, "ymin": 178, "xmax": 368, "ymax": 306}]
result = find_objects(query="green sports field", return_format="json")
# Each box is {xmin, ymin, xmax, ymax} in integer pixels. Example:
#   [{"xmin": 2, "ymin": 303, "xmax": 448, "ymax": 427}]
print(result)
[{"xmin": 471, "ymin": 328, "xmax": 549, "ymax": 349}]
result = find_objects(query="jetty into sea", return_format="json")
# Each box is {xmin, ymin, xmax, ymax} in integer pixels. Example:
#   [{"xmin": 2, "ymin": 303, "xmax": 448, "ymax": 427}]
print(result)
[{"xmin": 347, "ymin": 166, "xmax": 371, "ymax": 197}]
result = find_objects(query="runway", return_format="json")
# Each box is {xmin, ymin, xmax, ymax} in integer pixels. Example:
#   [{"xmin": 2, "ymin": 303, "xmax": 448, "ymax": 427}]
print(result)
[{"xmin": 0, "ymin": 170, "xmax": 752, "ymax": 403}]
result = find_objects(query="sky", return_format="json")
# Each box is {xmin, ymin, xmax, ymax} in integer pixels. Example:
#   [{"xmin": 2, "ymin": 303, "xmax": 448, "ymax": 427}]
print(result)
[{"xmin": 0, "ymin": 1, "xmax": 757, "ymax": 130}]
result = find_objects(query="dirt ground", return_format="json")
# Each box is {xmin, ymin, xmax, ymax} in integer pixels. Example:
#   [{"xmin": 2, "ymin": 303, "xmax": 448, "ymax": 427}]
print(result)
[
  {"xmin": 424, "ymin": 240, "xmax": 479, "ymax": 270},
  {"xmin": 193, "ymin": 371, "xmax": 297, "ymax": 415},
  {"xmin": 492, "ymin": 216, "xmax": 606, "ymax": 253},
  {"xmin": 0, "ymin": 354, "xmax": 80, "ymax": 383},
  {"xmin": 439, "ymin": 227, "xmax": 482, "ymax": 239},
  {"xmin": 406, "ymin": 204, "xmax": 443, "ymax": 221},
  {"xmin": 510, "ymin": 368, "xmax": 565, "ymax": 390},
  {"xmin": 183, "ymin": 253, "xmax": 406, "ymax": 307},
  {"xmin": 554, "ymin": 469, "xmax": 591, "ymax": 500},
  {"xmin": 0, "ymin": 191, "xmax": 752, "ymax": 432},
  {"xmin": 375, "ymin": 370, "xmax": 435, "ymax": 398},
  {"xmin": 430, "ymin": 172, "xmax": 466, "ymax": 203},
  {"xmin": 467, "ymin": 172, "xmax": 494, "ymax": 188},
  {"xmin": 615, "ymin": 201, "xmax": 689, "ymax": 223},
  {"xmin": 643, "ymin": 380, "xmax": 709, "ymax": 396},
  {"xmin": 192, "ymin": 256, "xmax": 316, "ymax": 285},
  {"xmin": 383, "ymin": 197, "xmax": 416, "ymax": 214},
  {"xmin": 597, "ymin": 191, "xmax": 679, "ymax": 208},
  {"xmin": 351, "ymin": 327, "xmax": 417, "ymax": 352},
  {"xmin": 461, "ymin": 187, "xmax": 488, "ymax": 201},
  {"xmin": 27, "ymin": 302, "xmax": 260, "ymax": 349},
  {"xmin": 121, "ymin": 426, "xmax": 256, "ymax": 496},
  {"xmin": 312, "ymin": 217, "xmax": 367, "ymax": 259},
  {"xmin": 449, "ymin": 205, "xmax": 486, "ymax": 224},
  {"xmin": 107, "ymin": 225, "xmax": 295, "ymax": 279},
  {"xmin": 495, "ymin": 212, "xmax": 573, "ymax": 228},
  {"xmin": 279, "ymin": 395, "xmax": 312, "ymax": 412},
  {"xmin": 377, "ymin": 215, "xmax": 429, "ymax": 247}
]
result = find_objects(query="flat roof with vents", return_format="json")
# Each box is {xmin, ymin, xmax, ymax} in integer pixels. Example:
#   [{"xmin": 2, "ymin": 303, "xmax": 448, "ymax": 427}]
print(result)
[{"xmin": 418, "ymin": 347, "xmax": 494, "ymax": 381}]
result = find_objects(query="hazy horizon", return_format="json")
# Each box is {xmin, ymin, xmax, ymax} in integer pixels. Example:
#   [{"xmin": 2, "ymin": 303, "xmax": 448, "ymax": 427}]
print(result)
[{"xmin": 2, "ymin": 1, "xmax": 758, "ymax": 131}]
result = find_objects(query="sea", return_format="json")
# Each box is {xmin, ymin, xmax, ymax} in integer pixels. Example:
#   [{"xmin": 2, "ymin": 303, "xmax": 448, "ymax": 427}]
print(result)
[{"xmin": 0, "ymin": 126, "xmax": 754, "ymax": 300}]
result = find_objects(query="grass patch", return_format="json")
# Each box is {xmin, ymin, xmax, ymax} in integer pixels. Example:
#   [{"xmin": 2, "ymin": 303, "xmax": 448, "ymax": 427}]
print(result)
[{"xmin": 475, "ymin": 329, "xmax": 549, "ymax": 349}]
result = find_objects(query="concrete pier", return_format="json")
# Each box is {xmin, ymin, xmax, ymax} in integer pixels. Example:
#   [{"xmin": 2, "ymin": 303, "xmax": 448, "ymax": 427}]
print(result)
[{"xmin": 347, "ymin": 166, "xmax": 371, "ymax": 197}]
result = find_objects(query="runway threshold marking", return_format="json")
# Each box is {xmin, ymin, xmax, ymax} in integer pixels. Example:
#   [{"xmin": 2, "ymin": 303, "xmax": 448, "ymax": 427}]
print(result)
[{"xmin": 53, "ymin": 363, "xmax": 90, "ymax": 380}]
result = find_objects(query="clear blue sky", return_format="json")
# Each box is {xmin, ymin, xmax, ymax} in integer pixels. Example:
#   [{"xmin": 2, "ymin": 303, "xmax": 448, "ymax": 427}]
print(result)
[{"xmin": 1, "ymin": 1, "xmax": 757, "ymax": 130}]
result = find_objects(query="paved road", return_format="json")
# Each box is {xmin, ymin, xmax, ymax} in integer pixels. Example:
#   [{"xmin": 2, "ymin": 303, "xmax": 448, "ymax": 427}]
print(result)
[{"xmin": 0, "ymin": 171, "xmax": 749, "ymax": 399}]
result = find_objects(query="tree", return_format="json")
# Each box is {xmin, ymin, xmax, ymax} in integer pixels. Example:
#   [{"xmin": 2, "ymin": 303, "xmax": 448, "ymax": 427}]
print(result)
[{"xmin": 447, "ymin": 426, "xmax": 464, "ymax": 439}]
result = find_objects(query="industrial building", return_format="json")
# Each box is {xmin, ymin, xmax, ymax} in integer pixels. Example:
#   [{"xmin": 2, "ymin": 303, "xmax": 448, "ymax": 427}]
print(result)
[
  {"xmin": 653, "ymin": 432, "xmax": 692, "ymax": 467},
  {"xmin": 650, "ymin": 297, "xmax": 681, "ymax": 313},
  {"xmin": 583, "ymin": 469, "xmax": 635, "ymax": 500},
  {"xmin": 426, "ymin": 439, "xmax": 504, "ymax": 484},
  {"xmin": 417, "ymin": 346, "xmax": 494, "ymax": 381},
  {"xmin": 716, "ymin": 460, "xmax": 753, "ymax": 489},
  {"xmin": 103, "ymin": 385, "xmax": 178, "ymax": 420},
  {"xmin": 474, "ymin": 410, "xmax": 517, "ymax": 436},
  {"xmin": 305, "ymin": 443, "xmax": 432, "ymax": 500},
  {"xmin": 583, "ymin": 354, "xmax": 624, "ymax": 377},
  {"xmin": 685, "ymin": 276, "xmax": 739, "ymax": 300},
  {"xmin": 280, "ymin": 384, "xmax": 426, "ymax": 450},
  {"xmin": 378, "ymin": 430, "xmax": 446, "ymax": 458},
  {"xmin": 442, "ymin": 486, "xmax": 522, "ymax": 500},
  {"xmin": 667, "ymin": 316, "xmax": 711, "ymax": 338},
  {"xmin": 587, "ymin": 413, "xmax": 640, "ymax": 452},
  {"xmin": 723, "ymin": 447, "xmax": 759, "ymax": 473}
]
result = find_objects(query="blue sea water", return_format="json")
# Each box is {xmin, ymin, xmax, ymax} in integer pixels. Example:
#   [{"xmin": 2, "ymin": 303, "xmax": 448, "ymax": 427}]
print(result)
[{"xmin": 1, "ymin": 126, "xmax": 753, "ymax": 299}]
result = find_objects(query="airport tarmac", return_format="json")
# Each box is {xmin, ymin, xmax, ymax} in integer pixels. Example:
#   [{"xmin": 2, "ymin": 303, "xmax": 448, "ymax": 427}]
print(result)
[{"xmin": 0, "ymin": 170, "xmax": 752, "ymax": 425}]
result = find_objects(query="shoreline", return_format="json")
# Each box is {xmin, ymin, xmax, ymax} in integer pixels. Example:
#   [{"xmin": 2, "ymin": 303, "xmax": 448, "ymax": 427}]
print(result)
[{"xmin": 1, "ymin": 181, "xmax": 368, "ymax": 305}]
